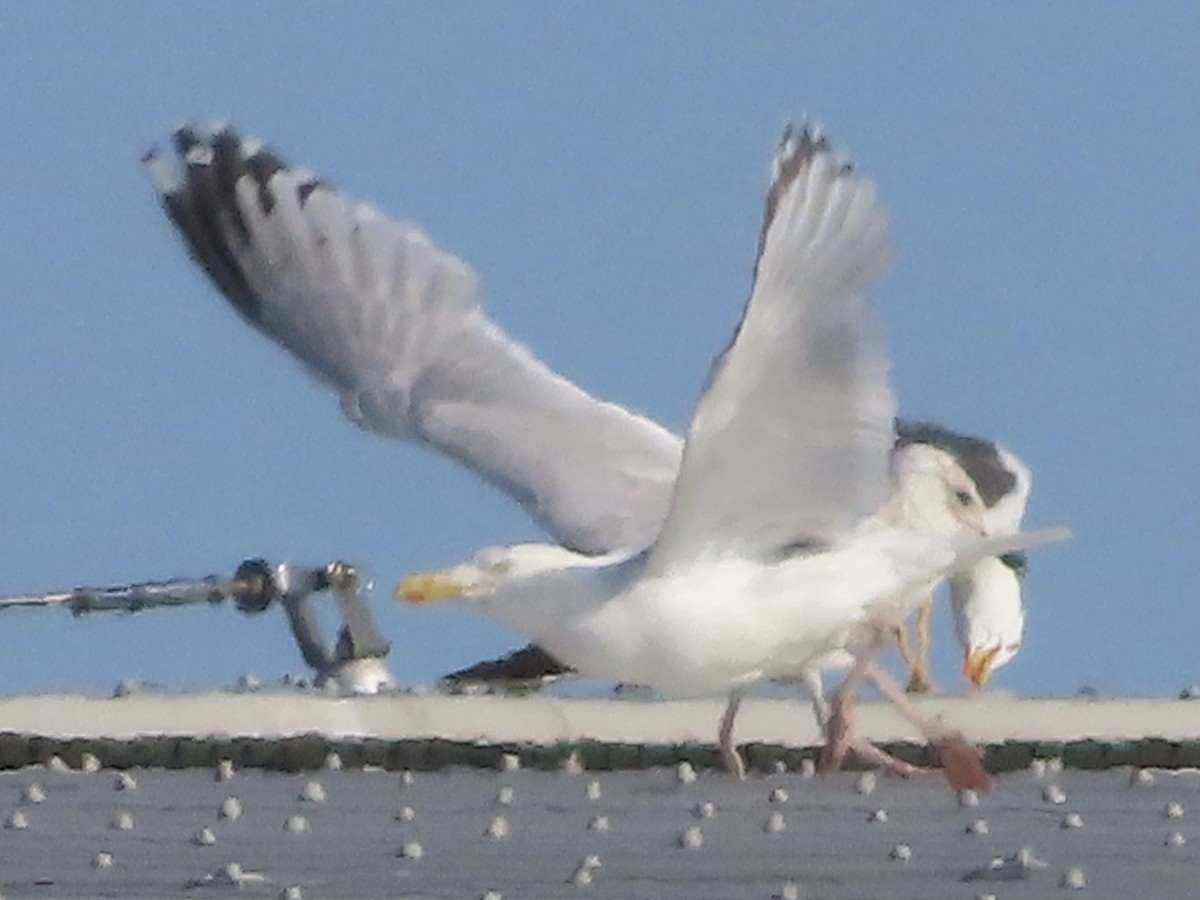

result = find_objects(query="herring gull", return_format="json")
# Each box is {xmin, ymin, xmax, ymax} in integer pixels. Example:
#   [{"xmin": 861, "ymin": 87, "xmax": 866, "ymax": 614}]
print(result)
[
  {"xmin": 445, "ymin": 423, "xmax": 1034, "ymax": 777},
  {"xmin": 448, "ymin": 423, "xmax": 1034, "ymax": 694},
  {"xmin": 891, "ymin": 422, "xmax": 1032, "ymax": 692},
  {"xmin": 396, "ymin": 126, "xmax": 1067, "ymax": 788}
]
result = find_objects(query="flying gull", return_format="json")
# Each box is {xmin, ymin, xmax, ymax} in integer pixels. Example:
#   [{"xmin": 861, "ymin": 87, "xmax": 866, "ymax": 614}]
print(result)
[{"xmin": 395, "ymin": 126, "xmax": 1066, "ymax": 788}]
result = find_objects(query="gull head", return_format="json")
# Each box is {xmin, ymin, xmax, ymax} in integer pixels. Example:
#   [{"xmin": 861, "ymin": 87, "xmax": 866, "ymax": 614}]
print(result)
[
  {"xmin": 397, "ymin": 543, "xmax": 585, "ymax": 603},
  {"xmin": 889, "ymin": 444, "xmax": 988, "ymax": 536},
  {"xmin": 952, "ymin": 552, "xmax": 1026, "ymax": 688},
  {"xmin": 397, "ymin": 543, "xmax": 628, "ymax": 648}
]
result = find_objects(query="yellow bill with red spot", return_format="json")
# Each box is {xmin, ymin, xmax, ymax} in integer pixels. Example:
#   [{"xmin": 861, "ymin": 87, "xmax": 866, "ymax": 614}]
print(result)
[{"xmin": 396, "ymin": 570, "xmax": 470, "ymax": 603}]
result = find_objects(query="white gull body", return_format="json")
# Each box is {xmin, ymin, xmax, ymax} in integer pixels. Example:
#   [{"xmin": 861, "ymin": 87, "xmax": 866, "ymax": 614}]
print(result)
[{"xmin": 397, "ymin": 130, "xmax": 1066, "ymax": 706}]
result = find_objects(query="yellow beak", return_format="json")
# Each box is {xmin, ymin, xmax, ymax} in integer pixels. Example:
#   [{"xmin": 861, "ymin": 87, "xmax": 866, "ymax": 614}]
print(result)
[
  {"xmin": 963, "ymin": 645, "xmax": 1001, "ymax": 689},
  {"xmin": 395, "ymin": 571, "xmax": 468, "ymax": 604}
]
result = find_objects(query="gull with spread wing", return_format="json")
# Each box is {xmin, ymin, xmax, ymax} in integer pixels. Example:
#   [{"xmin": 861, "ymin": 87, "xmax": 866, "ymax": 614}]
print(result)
[
  {"xmin": 145, "ymin": 123, "xmax": 1060, "ymax": 786},
  {"xmin": 392, "ymin": 127, "xmax": 1066, "ymax": 788},
  {"xmin": 445, "ymin": 423, "xmax": 1033, "ymax": 777}
]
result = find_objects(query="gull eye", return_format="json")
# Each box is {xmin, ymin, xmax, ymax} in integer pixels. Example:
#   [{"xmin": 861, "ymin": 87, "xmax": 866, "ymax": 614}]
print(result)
[
  {"xmin": 954, "ymin": 489, "xmax": 973, "ymax": 507},
  {"xmin": 474, "ymin": 548, "xmax": 511, "ymax": 572}
]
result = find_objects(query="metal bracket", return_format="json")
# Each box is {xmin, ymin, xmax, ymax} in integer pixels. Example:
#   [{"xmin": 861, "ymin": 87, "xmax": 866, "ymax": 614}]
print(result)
[{"xmin": 0, "ymin": 559, "xmax": 395, "ymax": 694}]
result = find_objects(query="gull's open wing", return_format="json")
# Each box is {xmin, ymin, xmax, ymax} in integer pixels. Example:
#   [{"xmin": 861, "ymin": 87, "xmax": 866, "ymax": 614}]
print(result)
[
  {"xmin": 145, "ymin": 125, "xmax": 682, "ymax": 555},
  {"xmin": 646, "ymin": 127, "xmax": 895, "ymax": 574}
]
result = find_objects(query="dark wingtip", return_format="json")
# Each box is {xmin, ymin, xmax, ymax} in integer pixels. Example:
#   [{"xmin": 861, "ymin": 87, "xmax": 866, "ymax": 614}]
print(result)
[
  {"xmin": 755, "ymin": 121, "xmax": 844, "ymax": 266},
  {"xmin": 998, "ymin": 550, "xmax": 1028, "ymax": 577},
  {"xmin": 442, "ymin": 644, "xmax": 574, "ymax": 686},
  {"xmin": 171, "ymin": 124, "xmax": 201, "ymax": 155},
  {"xmin": 297, "ymin": 179, "xmax": 321, "ymax": 207},
  {"xmin": 151, "ymin": 119, "xmax": 266, "ymax": 324}
]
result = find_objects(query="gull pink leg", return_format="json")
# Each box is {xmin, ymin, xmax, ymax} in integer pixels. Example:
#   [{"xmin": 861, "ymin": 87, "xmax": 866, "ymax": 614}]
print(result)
[
  {"xmin": 865, "ymin": 664, "xmax": 992, "ymax": 792},
  {"xmin": 848, "ymin": 731, "xmax": 929, "ymax": 779},
  {"xmin": 811, "ymin": 660, "xmax": 931, "ymax": 779},
  {"xmin": 816, "ymin": 650, "xmax": 875, "ymax": 775},
  {"xmin": 718, "ymin": 688, "xmax": 747, "ymax": 780}
]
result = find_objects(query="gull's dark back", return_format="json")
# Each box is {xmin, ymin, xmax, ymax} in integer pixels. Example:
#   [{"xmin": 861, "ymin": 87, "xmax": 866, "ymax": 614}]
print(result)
[{"xmin": 894, "ymin": 419, "xmax": 1016, "ymax": 508}]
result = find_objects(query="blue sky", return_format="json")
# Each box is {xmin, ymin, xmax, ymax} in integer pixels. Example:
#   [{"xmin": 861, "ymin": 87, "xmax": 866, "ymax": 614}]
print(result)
[{"xmin": 0, "ymin": 4, "xmax": 1195, "ymax": 698}]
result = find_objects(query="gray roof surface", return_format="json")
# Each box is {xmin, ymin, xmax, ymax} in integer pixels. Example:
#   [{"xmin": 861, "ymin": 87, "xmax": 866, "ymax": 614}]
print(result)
[{"xmin": 1, "ymin": 762, "xmax": 1196, "ymax": 899}]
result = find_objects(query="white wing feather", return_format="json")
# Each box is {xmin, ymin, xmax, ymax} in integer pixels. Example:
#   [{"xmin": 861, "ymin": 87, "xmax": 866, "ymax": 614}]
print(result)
[
  {"xmin": 146, "ymin": 125, "xmax": 681, "ymax": 555},
  {"xmin": 646, "ymin": 128, "xmax": 895, "ymax": 573}
]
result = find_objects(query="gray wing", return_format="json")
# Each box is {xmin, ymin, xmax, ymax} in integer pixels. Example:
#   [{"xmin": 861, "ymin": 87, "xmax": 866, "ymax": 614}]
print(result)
[
  {"xmin": 144, "ymin": 125, "xmax": 682, "ymax": 555},
  {"xmin": 646, "ymin": 126, "xmax": 895, "ymax": 574}
]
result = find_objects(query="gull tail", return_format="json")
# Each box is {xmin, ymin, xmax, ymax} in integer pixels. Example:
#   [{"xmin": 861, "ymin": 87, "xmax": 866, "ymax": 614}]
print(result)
[{"xmin": 950, "ymin": 527, "xmax": 1071, "ymax": 575}]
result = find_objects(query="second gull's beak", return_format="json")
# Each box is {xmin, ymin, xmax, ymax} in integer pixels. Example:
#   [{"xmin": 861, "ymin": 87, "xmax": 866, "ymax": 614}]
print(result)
[
  {"xmin": 396, "ymin": 570, "xmax": 470, "ymax": 604},
  {"xmin": 963, "ymin": 645, "xmax": 1001, "ymax": 689}
]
